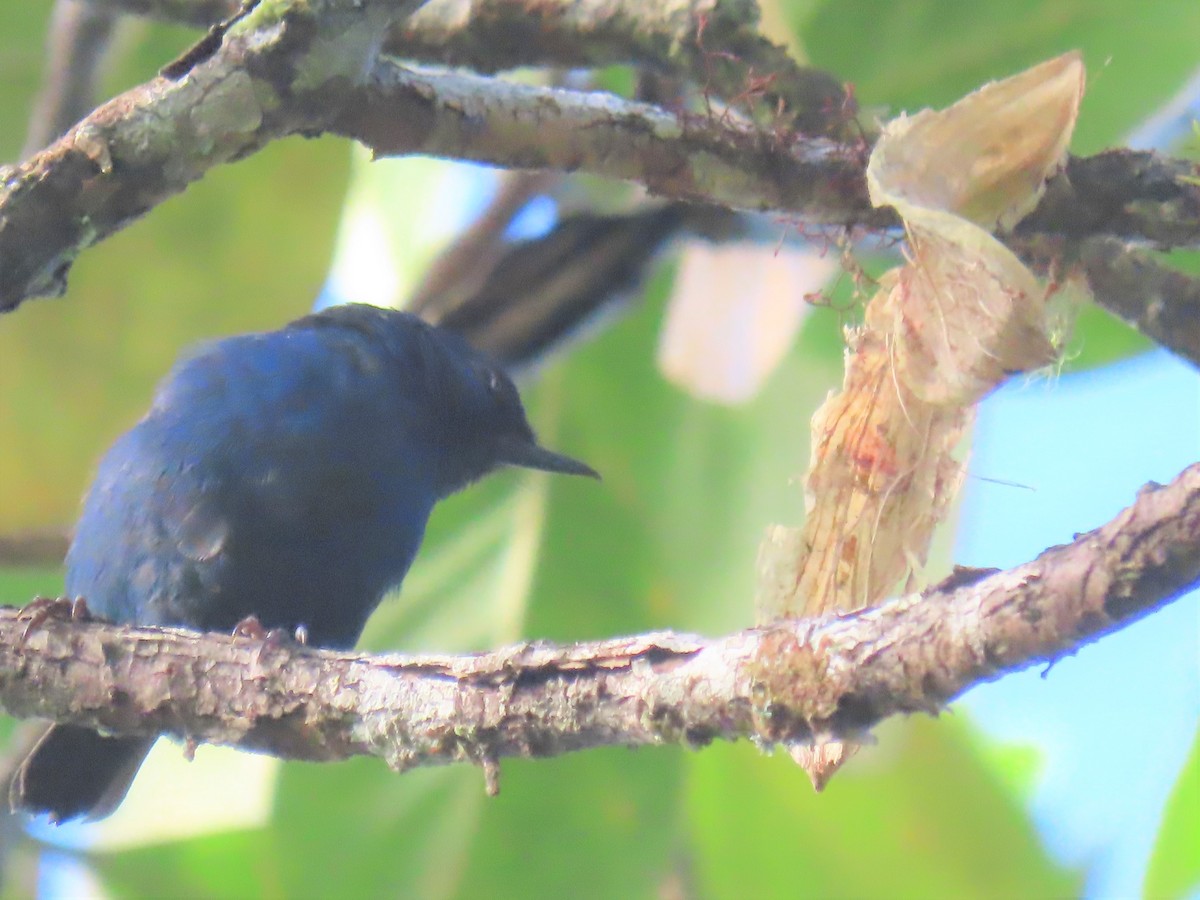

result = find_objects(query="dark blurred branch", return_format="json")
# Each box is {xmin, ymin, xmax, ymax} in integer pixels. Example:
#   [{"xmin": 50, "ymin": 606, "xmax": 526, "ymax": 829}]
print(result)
[
  {"xmin": 1017, "ymin": 151, "xmax": 1200, "ymax": 249},
  {"xmin": 1077, "ymin": 238, "xmax": 1200, "ymax": 368},
  {"xmin": 443, "ymin": 206, "xmax": 680, "ymax": 363},
  {"xmin": 417, "ymin": 201, "xmax": 740, "ymax": 366},
  {"xmin": 21, "ymin": 0, "xmax": 119, "ymax": 159},
  {"xmin": 3, "ymin": 464, "xmax": 1197, "ymax": 780},
  {"xmin": 85, "ymin": 0, "xmax": 238, "ymax": 27},
  {"xmin": 409, "ymin": 170, "xmax": 559, "ymax": 320},
  {"xmin": 1018, "ymin": 227, "xmax": 1200, "ymax": 369}
]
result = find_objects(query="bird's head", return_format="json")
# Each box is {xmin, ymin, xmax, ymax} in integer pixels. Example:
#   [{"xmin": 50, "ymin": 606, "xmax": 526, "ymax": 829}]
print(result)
[
  {"xmin": 428, "ymin": 322, "xmax": 599, "ymax": 495},
  {"xmin": 446, "ymin": 349, "xmax": 599, "ymax": 489},
  {"xmin": 302, "ymin": 304, "xmax": 598, "ymax": 497}
]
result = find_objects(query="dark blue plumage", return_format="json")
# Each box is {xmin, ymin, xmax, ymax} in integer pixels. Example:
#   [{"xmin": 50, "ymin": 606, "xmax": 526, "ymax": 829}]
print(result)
[{"xmin": 10, "ymin": 304, "xmax": 596, "ymax": 822}]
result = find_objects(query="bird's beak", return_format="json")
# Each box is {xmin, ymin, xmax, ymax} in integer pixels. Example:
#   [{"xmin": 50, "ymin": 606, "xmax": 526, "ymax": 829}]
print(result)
[{"xmin": 496, "ymin": 435, "xmax": 600, "ymax": 479}]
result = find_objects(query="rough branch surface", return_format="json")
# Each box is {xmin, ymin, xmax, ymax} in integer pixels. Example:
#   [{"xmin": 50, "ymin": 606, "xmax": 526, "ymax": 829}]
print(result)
[{"xmin": 3, "ymin": 464, "xmax": 1197, "ymax": 780}]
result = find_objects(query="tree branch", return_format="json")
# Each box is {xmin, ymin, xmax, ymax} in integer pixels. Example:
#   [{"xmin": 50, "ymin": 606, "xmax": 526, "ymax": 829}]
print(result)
[
  {"xmin": 6, "ymin": 21, "xmax": 1200, "ymax": 317},
  {"xmin": 331, "ymin": 61, "xmax": 878, "ymax": 222},
  {"xmin": 85, "ymin": 0, "xmax": 852, "ymax": 136},
  {"xmin": 0, "ymin": 0, "xmax": 423, "ymax": 312},
  {"xmin": 3, "ymin": 463, "xmax": 1197, "ymax": 782}
]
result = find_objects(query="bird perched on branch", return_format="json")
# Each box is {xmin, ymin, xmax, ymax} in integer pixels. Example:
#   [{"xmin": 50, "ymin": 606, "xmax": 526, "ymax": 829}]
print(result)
[{"xmin": 7, "ymin": 303, "xmax": 597, "ymax": 823}]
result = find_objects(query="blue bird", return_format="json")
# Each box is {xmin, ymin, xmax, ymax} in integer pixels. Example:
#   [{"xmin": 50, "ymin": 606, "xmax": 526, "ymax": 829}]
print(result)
[{"xmin": 8, "ymin": 304, "xmax": 597, "ymax": 822}]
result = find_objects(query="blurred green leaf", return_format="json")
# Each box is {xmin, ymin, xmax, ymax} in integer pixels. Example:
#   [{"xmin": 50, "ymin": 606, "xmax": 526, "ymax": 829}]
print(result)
[
  {"xmin": 802, "ymin": 0, "xmax": 1200, "ymax": 154},
  {"xmin": 0, "ymin": 834, "xmax": 38, "ymax": 900},
  {"xmin": 270, "ymin": 763, "xmax": 484, "ymax": 899},
  {"xmin": 0, "ymin": 567, "xmax": 63, "ymax": 608},
  {"xmin": 98, "ymin": 828, "xmax": 284, "ymax": 899},
  {"xmin": 687, "ymin": 718, "xmax": 1078, "ymax": 899},
  {"xmin": 974, "ymin": 739, "xmax": 1045, "ymax": 801},
  {"xmin": 458, "ymin": 750, "xmax": 685, "ymax": 899},
  {"xmin": 1062, "ymin": 303, "xmax": 1152, "ymax": 370},
  {"xmin": 0, "ymin": 8, "xmax": 52, "ymax": 162},
  {"xmin": 1145, "ymin": 722, "xmax": 1200, "ymax": 900}
]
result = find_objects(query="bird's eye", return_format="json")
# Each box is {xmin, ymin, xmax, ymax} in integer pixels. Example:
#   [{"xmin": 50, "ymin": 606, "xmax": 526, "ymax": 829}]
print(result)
[{"xmin": 487, "ymin": 369, "xmax": 518, "ymax": 405}]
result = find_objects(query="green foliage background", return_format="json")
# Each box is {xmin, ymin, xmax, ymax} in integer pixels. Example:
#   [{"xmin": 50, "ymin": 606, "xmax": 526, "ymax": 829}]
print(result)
[{"xmin": 1, "ymin": 2, "xmax": 1196, "ymax": 897}]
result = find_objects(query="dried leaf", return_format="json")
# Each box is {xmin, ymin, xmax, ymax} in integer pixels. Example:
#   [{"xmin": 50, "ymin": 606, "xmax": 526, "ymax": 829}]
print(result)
[
  {"xmin": 866, "ymin": 51, "xmax": 1085, "ymax": 404},
  {"xmin": 754, "ymin": 54, "xmax": 1085, "ymax": 787}
]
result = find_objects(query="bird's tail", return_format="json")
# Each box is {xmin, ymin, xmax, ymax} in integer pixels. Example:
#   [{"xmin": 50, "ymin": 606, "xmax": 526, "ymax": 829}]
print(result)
[{"xmin": 7, "ymin": 724, "xmax": 154, "ymax": 823}]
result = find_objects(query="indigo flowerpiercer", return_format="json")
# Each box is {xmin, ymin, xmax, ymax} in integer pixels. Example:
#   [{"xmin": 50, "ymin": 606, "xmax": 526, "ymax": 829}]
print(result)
[{"xmin": 8, "ymin": 303, "xmax": 597, "ymax": 822}]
